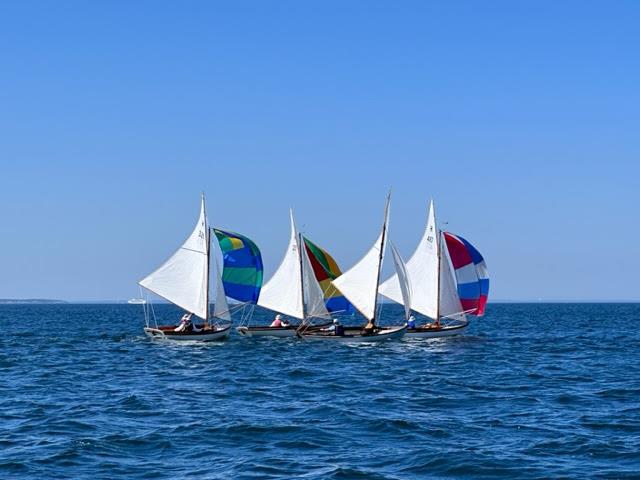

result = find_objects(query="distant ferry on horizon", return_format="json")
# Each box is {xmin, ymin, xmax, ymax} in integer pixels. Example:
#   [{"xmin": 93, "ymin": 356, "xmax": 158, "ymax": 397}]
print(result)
[{"xmin": 128, "ymin": 298, "xmax": 146, "ymax": 304}]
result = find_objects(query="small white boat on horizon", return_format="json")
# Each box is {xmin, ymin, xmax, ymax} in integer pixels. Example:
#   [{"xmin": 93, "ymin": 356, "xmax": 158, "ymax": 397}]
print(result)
[{"xmin": 127, "ymin": 298, "xmax": 146, "ymax": 304}]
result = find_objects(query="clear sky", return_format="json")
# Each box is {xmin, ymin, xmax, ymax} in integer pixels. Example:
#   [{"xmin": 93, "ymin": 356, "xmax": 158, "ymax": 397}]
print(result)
[{"xmin": 0, "ymin": 1, "xmax": 638, "ymax": 302}]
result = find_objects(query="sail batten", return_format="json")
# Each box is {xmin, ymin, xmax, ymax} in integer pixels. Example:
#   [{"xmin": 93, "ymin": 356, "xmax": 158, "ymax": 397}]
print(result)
[{"xmin": 139, "ymin": 197, "xmax": 209, "ymax": 320}]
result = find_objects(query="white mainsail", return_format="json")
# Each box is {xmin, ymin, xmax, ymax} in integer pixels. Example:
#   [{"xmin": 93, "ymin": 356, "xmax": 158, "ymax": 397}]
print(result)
[
  {"xmin": 333, "ymin": 195, "xmax": 390, "ymax": 321},
  {"xmin": 389, "ymin": 242, "xmax": 412, "ymax": 321},
  {"xmin": 379, "ymin": 199, "xmax": 439, "ymax": 320},
  {"xmin": 139, "ymin": 196, "xmax": 209, "ymax": 320},
  {"xmin": 257, "ymin": 210, "xmax": 304, "ymax": 320},
  {"xmin": 301, "ymin": 236, "xmax": 330, "ymax": 320}
]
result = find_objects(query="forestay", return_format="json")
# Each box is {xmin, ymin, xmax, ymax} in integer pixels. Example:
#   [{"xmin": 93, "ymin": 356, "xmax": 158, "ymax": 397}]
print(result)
[
  {"xmin": 333, "ymin": 196, "xmax": 390, "ymax": 321},
  {"xmin": 379, "ymin": 199, "xmax": 439, "ymax": 320},
  {"xmin": 139, "ymin": 196, "xmax": 209, "ymax": 320}
]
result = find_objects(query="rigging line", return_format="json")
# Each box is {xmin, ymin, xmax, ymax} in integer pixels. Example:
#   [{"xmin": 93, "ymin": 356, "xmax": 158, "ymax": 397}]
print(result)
[{"xmin": 180, "ymin": 246, "xmax": 207, "ymax": 255}]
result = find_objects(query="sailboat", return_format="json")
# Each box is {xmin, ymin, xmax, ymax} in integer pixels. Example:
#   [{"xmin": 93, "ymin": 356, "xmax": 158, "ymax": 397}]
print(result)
[
  {"xmin": 300, "ymin": 195, "xmax": 407, "ymax": 342},
  {"xmin": 138, "ymin": 194, "xmax": 232, "ymax": 341},
  {"xmin": 379, "ymin": 200, "xmax": 489, "ymax": 338},
  {"xmin": 236, "ymin": 210, "xmax": 331, "ymax": 337}
]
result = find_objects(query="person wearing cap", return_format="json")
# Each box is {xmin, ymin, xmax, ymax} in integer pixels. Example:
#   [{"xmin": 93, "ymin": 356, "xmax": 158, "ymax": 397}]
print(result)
[
  {"xmin": 407, "ymin": 315, "xmax": 416, "ymax": 329},
  {"xmin": 270, "ymin": 314, "xmax": 284, "ymax": 327}
]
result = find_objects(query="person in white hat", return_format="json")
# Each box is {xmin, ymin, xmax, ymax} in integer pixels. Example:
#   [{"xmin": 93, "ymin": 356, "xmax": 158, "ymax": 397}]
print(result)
[{"xmin": 270, "ymin": 314, "xmax": 284, "ymax": 327}]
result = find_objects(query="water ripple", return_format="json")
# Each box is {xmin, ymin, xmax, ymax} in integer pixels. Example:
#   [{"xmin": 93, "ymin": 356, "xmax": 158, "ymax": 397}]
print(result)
[{"xmin": 1, "ymin": 303, "xmax": 639, "ymax": 478}]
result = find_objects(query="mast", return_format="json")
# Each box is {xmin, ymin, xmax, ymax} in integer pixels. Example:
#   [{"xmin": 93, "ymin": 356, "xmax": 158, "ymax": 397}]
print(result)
[
  {"xmin": 203, "ymin": 193, "xmax": 210, "ymax": 329},
  {"xmin": 372, "ymin": 192, "xmax": 391, "ymax": 326},
  {"xmin": 433, "ymin": 199, "xmax": 441, "ymax": 325},
  {"xmin": 297, "ymin": 231, "xmax": 306, "ymax": 324}
]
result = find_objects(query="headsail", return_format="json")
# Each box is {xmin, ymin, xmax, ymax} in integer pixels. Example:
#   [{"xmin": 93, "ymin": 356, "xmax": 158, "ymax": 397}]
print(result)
[
  {"xmin": 389, "ymin": 242, "xmax": 412, "ymax": 321},
  {"xmin": 213, "ymin": 229, "xmax": 263, "ymax": 303},
  {"xmin": 301, "ymin": 235, "xmax": 330, "ymax": 320},
  {"xmin": 443, "ymin": 232, "xmax": 489, "ymax": 316},
  {"xmin": 379, "ymin": 199, "xmax": 438, "ymax": 320},
  {"xmin": 139, "ymin": 196, "xmax": 209, "ymax": 320},
  {"xmin": 303, "ymin": 237, "xmax": 353, "ymax": 313},
  {"xmin": 333, "ymin": 195, "xmax": 390, "ymax": 321},
  {"xmin": 257, "ymin": 211, "xmax": 305, "ymax": 319},
  {"xmin": 211, "ymin": 234, "xmax": 231, "ymax": 321},
  {"xmin": 439, "ymin": 235, "xmax": 465, "ymax": 318}
]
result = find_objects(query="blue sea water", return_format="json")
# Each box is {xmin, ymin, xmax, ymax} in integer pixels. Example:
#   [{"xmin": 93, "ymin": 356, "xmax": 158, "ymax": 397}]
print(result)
[{"xmin": 1, "ymin": 303, "xmax": 639, "ymax": 479}]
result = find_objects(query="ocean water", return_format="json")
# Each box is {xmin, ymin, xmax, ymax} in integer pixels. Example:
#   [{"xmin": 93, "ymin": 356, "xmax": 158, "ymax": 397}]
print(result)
[{"xmin": 0, "ymin": 303, "xmax": 639, "ymax": 479}]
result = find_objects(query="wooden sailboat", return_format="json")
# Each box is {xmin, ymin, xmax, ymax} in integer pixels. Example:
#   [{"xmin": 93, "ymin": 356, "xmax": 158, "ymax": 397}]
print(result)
[
  {"xmin": 237, "ymin": 210, "xmax": 331, "ymax": 337},
  {"xmin": 138, "ymin": 194, "xmax": 232, "ymax": 341},
  {"xmin": 379, "ymin": 200, "xmax": 489, "ymax": 338},
  {"xmin": 300, "ymin": 194, "xmax": 407, "ymax": 342}
]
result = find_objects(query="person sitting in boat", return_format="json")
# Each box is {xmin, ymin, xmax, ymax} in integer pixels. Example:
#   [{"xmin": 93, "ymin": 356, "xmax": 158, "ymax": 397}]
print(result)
[
  {"xmin": 333, "ymin": 318, "xmax": 344, "ymax": 336},
  {"xmin": 270, "ymin": 314, "xmax": 287, "ymax": 328},
  {"xmin": 407, "ymin": 315, "xmax": 416, "ymax": 329},
  {"xmin": 363, "ymin": 320, "xmax": 376, "ymax": 335},
  {"xmin": 175, "ymin": 313, "xmax": 193, "ymax": 332}
]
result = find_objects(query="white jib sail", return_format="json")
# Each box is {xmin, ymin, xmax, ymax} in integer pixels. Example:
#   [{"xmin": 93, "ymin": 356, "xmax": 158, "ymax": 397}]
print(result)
[
  {"xmin": 301, "ymin": 236, "xmax": 330, "ymax": 320},
  {"xmin": 212, "ymin": 232, "xmax": 231, "ymax": 322},
  {"xmin": 379, "ymin": 199, "xmax": 439, "ymax": 320},
  {"xmin": 139, "ymin": 196, "xmax": 209, "ymax": 320},
  {"xmin": 439, "ymin": 235, "xmax": 465, "ymax": 319},
  {"xmin": 333, "ymin": 196, "xmax": 390, "ymax": 321},
  {"xmin": 257, "ymin": 210, "xmax": 304, "ymax": 320},
  {"xmin": 389, "ymin": 242, "xmax": 412, "ymax": 321}
]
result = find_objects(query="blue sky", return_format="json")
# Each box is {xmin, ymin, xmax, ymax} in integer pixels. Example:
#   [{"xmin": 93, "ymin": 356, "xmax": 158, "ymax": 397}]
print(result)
[{"xmin": 0, "ymin": 1, "xmax": 638, "ymax": 301}]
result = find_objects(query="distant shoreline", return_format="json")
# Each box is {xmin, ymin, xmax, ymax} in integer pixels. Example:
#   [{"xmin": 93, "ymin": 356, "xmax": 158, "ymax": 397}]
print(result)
[{"xmin": 0, "ymin": 299, "xmax": 68, "ymax": 305}]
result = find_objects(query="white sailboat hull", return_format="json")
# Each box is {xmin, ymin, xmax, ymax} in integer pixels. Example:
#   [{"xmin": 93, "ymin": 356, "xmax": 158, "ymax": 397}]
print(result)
[
  {"xmin": 144, "ymin": 324, "xmax": 231, "ymax": 342},
  {"xmin": 301, "ymin": 325, "xmax": 407, "ymax": 343},
  {"xmin": 236, "ymin": 326, "xmax": 298, "ymax": 338},
  {"xmin": 405, "ymin": 320, "xmax": 468, "ymax": 338}
]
